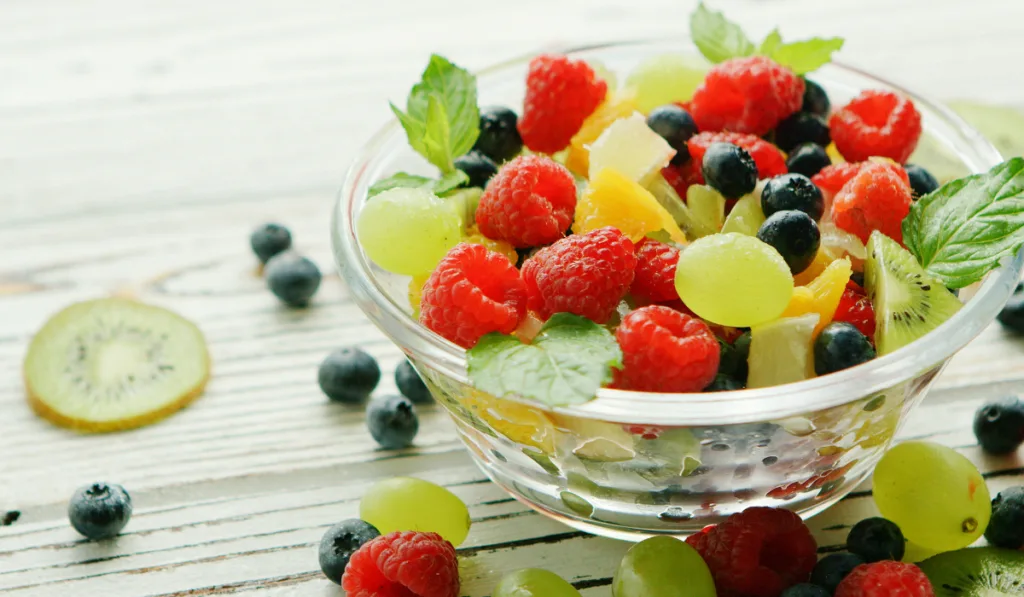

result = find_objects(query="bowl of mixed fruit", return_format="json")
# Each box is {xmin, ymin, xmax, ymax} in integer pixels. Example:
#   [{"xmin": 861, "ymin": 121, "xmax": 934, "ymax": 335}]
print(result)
[{"xmin": 333, "ymin": 5, "xmax": 1024, "ymax": 538}]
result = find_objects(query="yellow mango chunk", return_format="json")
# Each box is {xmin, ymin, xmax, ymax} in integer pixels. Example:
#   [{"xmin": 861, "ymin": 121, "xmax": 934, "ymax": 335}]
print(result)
[
  {"xmin": 826, "ymin": 142, "xmax": 846, "ymax": 164},
  {"xmin": 565, "ymin": 93, "xmax": 639, "ymax": 177},
  {"xmin": 782, "ymin": 257, "xmax": 852, "ymax": 335},
  {"xmin": 793, "ymin": 245, "xmax": 840, "ymax": 286},
  {"xmin": 574, "ymin": 168, "xmax": 687, "ymax": 244},
  {"xmin": 463, "ymin": 226, "xmax": 518, "ymax": 264}
]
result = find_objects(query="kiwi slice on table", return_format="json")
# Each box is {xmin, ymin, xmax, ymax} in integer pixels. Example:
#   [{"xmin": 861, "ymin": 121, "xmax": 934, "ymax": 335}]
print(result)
[
  {"xmin": 919, "ymin": 546, "xmax": 1024, "ymax": 596},
  {"xmin": 24, "ymin": 298, "xmax": 210, "ymax": 432},
  {"xmin": 864, "ymin": 231, "xmax": 962, "ymax": 356}
]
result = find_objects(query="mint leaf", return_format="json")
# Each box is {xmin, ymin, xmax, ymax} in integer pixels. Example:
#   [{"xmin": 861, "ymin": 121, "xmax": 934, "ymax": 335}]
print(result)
[
  {"xmin": 903, "ymin": 158, "xmax": 1024, "ymax": 289},
  {"xmin": 767, "ymin": 37, "xmax": 844, "ymax": 74},
  {"xmin": 391, "ymin": 55, "xmax": 479, "ymax": 173},
  {"xmin": 467, "ymin": 313, "xmax": 623, "ymax": 407},
  {"xmin": 690, "ymin": 2, "xmax": 755, "ymax": 64},
  {"xmin": 434, "ymin": 170, "xmax": 470, "ymax": 195},
  {"xmin": 368, "ymin": 170, "xmax": 468, "ymax": 198},
  {"xmin": 759, "ymin": 29, "xmax": 783, "ymax": 56}
]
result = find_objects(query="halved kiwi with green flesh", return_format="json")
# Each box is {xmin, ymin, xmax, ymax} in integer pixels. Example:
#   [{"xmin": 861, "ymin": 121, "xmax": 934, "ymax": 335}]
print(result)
[
  {"xmin": 919, "ymin": 546, "xmax": 1024, "ymax": 596},
  {"xmin": 24, "ymin": 298, "xmax": 210, "ymax": 432},
  {"xmin": 864, "ymin": 231, "xmax": 962, "ymax": 355}
]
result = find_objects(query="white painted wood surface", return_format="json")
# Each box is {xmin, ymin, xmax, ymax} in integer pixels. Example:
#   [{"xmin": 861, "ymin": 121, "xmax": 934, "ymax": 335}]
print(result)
[{"xmin": 2, "ymin": 0, "xmax": 1023, "ymax": 594}]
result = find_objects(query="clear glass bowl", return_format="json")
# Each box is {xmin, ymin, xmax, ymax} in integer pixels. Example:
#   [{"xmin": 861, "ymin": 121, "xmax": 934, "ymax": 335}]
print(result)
[{"xmin": 333, "ymin": 41, "xmax": 1022, "ymax": 540}]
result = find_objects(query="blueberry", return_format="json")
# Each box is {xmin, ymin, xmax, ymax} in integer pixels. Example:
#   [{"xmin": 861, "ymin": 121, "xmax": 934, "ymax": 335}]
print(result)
[
  {"xmin": 366, "ymin": 394, "xmax": 419, "ymax": 449},
  {"xmin": 472, "ymin": 106, "xmax": 522, "ymax": 163},
  {"xmin": 250, "ymin": 223, "xmax": 293, "ymax": 264},
  {"xmin": 716, "ymin": 331, "xmax": 751, "ymax": 382},
  {"xmin": 985, "ymin": 486, "xmax": 1024, "ymax": 549},
  {"xmin": 997, "ymin": 283, "xmax": 1024, "ymax": 334},
  {"xmin": 810, "ymin": 553, "xmax": 864, "ymax": 593},
  {"xmin": 761, "ymin": 173, "xmax": 825, "ymax": 221},
  {"xmin": 265, "ymin": 252, "xmax": 321, "ymax": 307},
  {"xmin": 318, "ymin": 519, "xmax": 380, "ymax": 584},
  {"xmin": 756, "ymin": 210, "xmax": 820, "ymax": 274},
  {"xmin": 786, "ymin": 143, "xmax": 831, "ymax": 179},
  {"xmin": 814, "ymin": 322, "xmax": 876, "ymax": 375},
  {"xmin": 972, "ymin": 396, "xmax": 1024, "ymax": 454},
  {"xmin": 850, "ymin": 271, "xmax": 865, "ymax": 288},
  {"xmin": 801, "ymin": 78, "xmax": 831, "ymax": 116},
  {"xmin": 705, "ymin": 374, "xmax": 744, "ymax": 391},
  {"xmin": 395, "ymin": 359, "xmax": 432, "ymax": 404},
  {"xmin": 781, "ymin": 584, "xmax": 830, "ymax": 597},
  {"xmin": 774, "ymin": 112, "xmax": 831, "ymax": 153},
  {"xmin": 454, "ymin": 150, "xmax": 498, "ymax": 188},
  {"xmin": 318, "ymin": 347, "xmax": 381, "ymax": 404},
  {"xmin": 904, "ymin": 164, "xmax": 939, "ymax": 199},
  {"xmin": 846, "ymin": 517, "xmax": 905, "ymax": 562},
  {"xmin": 702, "ymin": 142, "xmax": 758, "ymax": 200},
  {"xmin": 68, "ymin": 482, "xmax": 132, "ymax": 540},
  {"xmin": 646, "ymin": 105, "xmax": 698, "ymax": 165}
]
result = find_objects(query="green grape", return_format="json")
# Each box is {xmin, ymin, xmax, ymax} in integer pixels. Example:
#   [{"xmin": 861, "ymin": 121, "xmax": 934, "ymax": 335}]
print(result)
[
  {"xmin": 356, "ymin": 187, "xmax": 461, "ymax": 276},
  {"xmin": 873, "ymin": 441, "xmax": 991, "ymax": 552},
  {"xmin": 721, "ymin": 186, "xmax": 766, "ymax": 236},
  {"xmin": 685, "ymin": 185, "xmax": 725, "ymax": 236},
  {"xmin": 674, "ymin": 233, "xmax": 794, "ymax": 327},
  {"xmin": 624, "ymin": 53, "xmax": 709, "ymax": 114},
  {"xmin": 359, "ymin": 477, "xmax": 471, "ymax": 546},
  {"xmin": 613, "ymin": 536, "xmax": 716, "ymax": 597},
  {"xmin": 747, "ymin": 313, "xmax": 818, "ymax": 388},
  {"xmin": 493, "ymin": 568, "xmax": 582, "ymax": 597}
]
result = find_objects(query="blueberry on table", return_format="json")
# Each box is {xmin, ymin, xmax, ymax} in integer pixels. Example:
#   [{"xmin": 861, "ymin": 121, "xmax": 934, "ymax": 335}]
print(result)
[
  {"xmin": 265, "ymin": 252, "xmax": 321, "ymax": 307},
  {"xmin": 366, "ymin": 395, "xmax": 419, "ymax": 449},
  {"xmin": 846, "ymin": 517, "xmax": 906, "ymax": 562},
  {"xmin": 801, "ymin": 78, "xmax": 830, "ymax": 116},
  {"xmin": 318, "ymin": 519, "xmax": 380, "ymax": 584},
  {"xmin": 454, "ymin": 150, "xmax": 498, "ymax": 188},
  {"xmin": 814, "ymin": 322, "xmax": 876, "ymax": 375},
  {"xmin": 904, "ymin": 163, "xmax": 939, "ymax": 199},
  {"xmin": 646, "ymin": 104, "xmax": 698, "ymax": 165},
  {"xmin": 781, "ymin": 584, "xmax": 830, "ymax": 597},
  {"xmin": 997, "ymin": 283, "xmax": 1024, "ymax": 333},
  {"xmin": 774, "ymin": 112, "xmax": 831, "ymax": 153},
  {"xmin": 761, "ymin": 173, "xmax": 825, "ymax": 221},
  {"xmin": 786, "ymin": 143, "xmax": 831, "ymax": 179},
  {"xmin": 985, "ymin": 486, "xmax": 1024, "ymax": 549},
  {"xmin": 701, "ymin": 142, "xmax": 758, "ymax": 200},
  {"xmin": 473, "ymin": 106, "xmax": 523, "ymax": 163},
  {"xmin": 395, "ymin": 359, "xmax": 432, "ymax": 404},
  {"xmin": 318, "ymin": 347, "xmax": 381, "ymax": 404},
  {"xmin": 810, "ymin": 552, "xmax": 864, "ymax": 593},
  {"xmin": 68, "ymin": 482, "xmax": 132, "ymax": 540},
  {"xmin": 972, "ymin": 396, "xmax": 1024, "ymax": 454},
  {"xmin": 756, "ymin": 210, "xmax": 821, "ymax": 274},
  {"xmin": 250, "ymin": 223, "xmax": 292, "ymax": 264}
]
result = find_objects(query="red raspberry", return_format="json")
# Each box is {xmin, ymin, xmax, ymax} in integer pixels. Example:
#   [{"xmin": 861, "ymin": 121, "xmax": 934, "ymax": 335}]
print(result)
[
  {"xmin": 342, "ymin": 531, "xmax": 459, "ymax": 597},
  {"xmin": 522, "ymin": 227, "xmax": 636, "ymax": 324},
  {"xmin": 690, "ymin": 56, "xmax": 804, "ymax": 136},
  {"xmin": 833, "ymin": 281, "xmax": 876, "ymax": 340},
  {"xmin": 518, "ymin": 54, "xmax": 607, "ymax": 154},
  {"xmin": 631, "ymin": 239, "xmax": 681, "ymax": 303},
  {"xmin": 830, "ymin": 90, "xmax": 923, "ymax": 163},
  {"xmin": 662, "ymin": 162, "xmax": 705, "ymax": 199},
  {"xmin": 831, "ymin": 162, "xmax": 913, "ymax": 244},
  {"xmin": 622, "ymin": 424, "xmax": 663, "ymax": 440},
  {"xmin": 812, "ymin": 161, "xmax": 911, "ymax": 198},
  {"xmin": 689, "ymin": 132, "xmax": 789, "ymax": 180},
  {"xmin": 420, "ymin": 243, "xmax": 527, "ymax": 348},
  {"xmin": 475, "ymin": 155, "xmax": 577, "ymax": 248},
  {"xmin": 835, "ymin": 561, "xmax": 934, "ymax": 597},
  {"xmin": 685, "ymin": 507, "xmax": 818, "ymax": 597},
  {"xmin": 615, "ymin": 305, "xmax": 720, "ymax": 393}
]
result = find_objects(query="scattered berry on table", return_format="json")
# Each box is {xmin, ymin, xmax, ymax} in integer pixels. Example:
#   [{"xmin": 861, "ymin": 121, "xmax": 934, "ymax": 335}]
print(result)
[
  {"xmin": 757, "ymin": 210, "xmax": 821, "ymax": 275},
  {"xmin": 475, "ymin": 155, "xmax": 577, "ymax": 248},
  {"xmin": 786, "ymin": 143, "xmax": 831, "ymax": 179},
  {"xmin": 395, "ymin": 359, "xmax": 432, "ymax": 404},
  {"xmin": 761, "ymin": 174, "xmax": 825, "ymax": 221},
  {"xmin": 360, "ymin": 477, "xmax": 471, "ymax": 546},
  {"xmin": 831, "ymin": 161, "xmax": 914, "ymax": 244},
  {"xmin": 250, "ymin": 223, "xmax": 292, "ymax": 264},
  {"xmin": 68, "ymin": 482, "xmax": 133, "ymax": 540},
  {"xmin": 814, "ymin": 322, "xmax": 876, "ymax": 375},
  {"xmin": 518, "ymin": 54, "xmax": 607, "ymax": 154},
  {"xmin": 811, "ymin": 553, "xmax": 867, "ymax": 594},
  {"xmin": 997, "ymin": 283, "xmax": 1024, "ymax": 333},
  {"xmin": 775, "ymin": 112, "xmax": 831, "ymax": 153},
  {"xmin": 984, "ymin": 486, "xmax": 1024, "ymax": 549},
  {"xmin": 904, "ymin": 164, "xmax": 939, "ymax": 199},
  {"xmin": 522, "ymin": 226, "xmax": 636, "ymax": 324},
  {"xmin": 493, "ymin": 568, "xmax": 583, "ymax": 597},
  {"xmin": 613, "ymin": 535, "xmax": 717, "ymax": 597},
  {"xmin": 832, "ymin": 281, "xmax": 877, "ymax": 340},
  {"xmin": 972, "ymin": 396, "xmax": 1024, "ymax": 454},
  {"xmin": 419, "ymin": 243, "xmax": 526, "ymax": 348},
  {"xmin": 630, "ymin": 239, "xmax": 682, "ymax": 303},
  {"xmin": 781, "ymin": 584, "xmax": 830, "ymax": 597},
  {"xmin": 689, "ymin": 131, "xmax": 789, "ymax": 181},
  {"xmin": 318, "ymin": 519, "xmax": 381, "ymax": 584},
  {"xmin": 689, "ymin": 55, "xmax": 805, "ymax": 136},
  {"xmin": 830, "ymin": 89, "xmax": 923, "ymax": 163},
  {"xmin": 646, "ymin": 104, "xmax": 698, "ymax": 165},
  {"xmin": 265, "ymin": 252, "xmax": 322, "ymax": 307},
  {"xmin": 834, "ymin": 561, "xmax": 934, "ymax": 597},
  {"xmin": 318, "ymin": 347, "xmax": 381, "ymax": 404},
  {"xmin": 614, "ymin": 305, "xmax": 721, "ymax": 393},
  {"xmin": 846, "ymin": 517, "xmax": 906, "ymax": 563},
  {"xmin": 801, "ymin": 78, "xmax": 831, "ymax": 116},
  {"xmin": 473, "ymin": 106, "xmax": 523, "ymax": 163},
  {"xmin": 702, "ymin": 142, "xmax": 759, "ymax": 200},
  {"xmin": 453, "ymin": 150, "xmax": 498, "ymax": 188},
  {"xmin": 342, "ymin": 531, "xmax": 459, "ymax": 597},
  {"xmin": 366, "ymin": 395, "xmax": 419, "ymax": 449}
]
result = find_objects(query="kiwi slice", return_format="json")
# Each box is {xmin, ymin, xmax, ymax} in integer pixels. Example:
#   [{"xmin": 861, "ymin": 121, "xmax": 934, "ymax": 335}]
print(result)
[
  {"xmin": 864, "ymin": 231, "xmax": 962, "ymax": 356},
  {"xmin": 24, "ymin": 298, "xmax": 210, "ymax": 432},
  {"xmin": 919, "ymin": 546, "xmax": 1024, "ymax": 596}
]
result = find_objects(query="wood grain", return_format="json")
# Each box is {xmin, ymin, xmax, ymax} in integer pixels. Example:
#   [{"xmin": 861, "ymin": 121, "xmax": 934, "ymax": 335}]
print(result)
[{"xmin": 2, "ymin": 0, "xmax": 1023, "ymax": 594}]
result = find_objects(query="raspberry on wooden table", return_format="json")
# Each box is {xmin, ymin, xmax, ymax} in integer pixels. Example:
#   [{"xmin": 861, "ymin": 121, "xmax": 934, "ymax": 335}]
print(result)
[
  {"xmin": 615, "ymin": 305, "xmax": 720, "ymax": 393},
  {"xmin": 689, "ymin": 55, "xmax": 805, "ymax": 136},
  {"xmin": 475, "ymin": 155, "xmax": 577, "ymax": 249},
  {"xmin": 521, "ymin": 227, "xmax": 636, "ymax": 324},
  {"xmin": 631, "ymin": 239, "xmax": 682, "ymax": 303},
  {"xmin": 834, "ymin": 561, "xmax": 935, "ymax": 597},
  {"xmin": 518, "ymin": 54, "xmax": 608, "ymax": 154},
  {"xmin": 342, "ymin": 531, "xmax": 459, "ymax": 597},
  {"xmin": 830, "ymin": 90, "xmax": 923, "ymax": 163},
  {"xmin": 419, "ymin": 243, "xmax": 526, "ymax": 348},
  {"xmin": 831, "ymin": 162, "xmax": 913, "ymax": 244}
]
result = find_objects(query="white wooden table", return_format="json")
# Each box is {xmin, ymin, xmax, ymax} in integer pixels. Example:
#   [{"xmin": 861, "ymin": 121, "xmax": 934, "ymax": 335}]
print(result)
[{"xmin": 2, "ymin": 0, "xmax": 1023, "ymax": 594}]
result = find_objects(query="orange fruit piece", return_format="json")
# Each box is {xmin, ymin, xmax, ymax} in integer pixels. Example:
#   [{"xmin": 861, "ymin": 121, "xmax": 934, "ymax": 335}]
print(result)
[
  {"xmin": 565, "ymin": 92, "xmax": 639, "ymax": 177},
  {"xmin": 782, "ymin": 257, "xmax": 852, "ymax": 335},
  {"xmin": 574, "ymin": 167, "xmax": 687, "ymax": 244}
]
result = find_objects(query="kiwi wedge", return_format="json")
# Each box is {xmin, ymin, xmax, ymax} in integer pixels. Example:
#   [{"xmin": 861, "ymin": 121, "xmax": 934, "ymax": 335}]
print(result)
[
  {"xmin": 864, "ymin": 231, "xmax": 962, "ymax": 355},
  {"xmin": 919, "ymin": 546, "xmax": 1024, "ymax": 596},
  {"xmin": 24, "ymin": 298, "xmax": 210, "ymax": 432}
]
